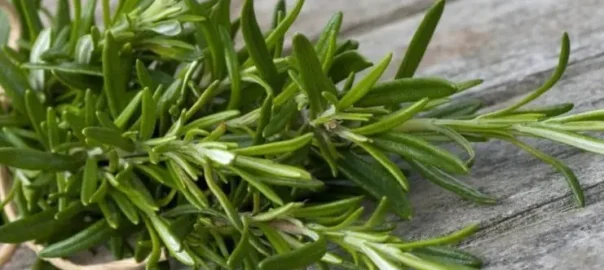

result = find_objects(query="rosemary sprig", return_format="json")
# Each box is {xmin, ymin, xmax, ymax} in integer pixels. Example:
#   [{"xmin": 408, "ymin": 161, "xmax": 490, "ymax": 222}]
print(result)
[{"xmin": 0, "ymin": 0, "xmax": 596, "ymax": 269}]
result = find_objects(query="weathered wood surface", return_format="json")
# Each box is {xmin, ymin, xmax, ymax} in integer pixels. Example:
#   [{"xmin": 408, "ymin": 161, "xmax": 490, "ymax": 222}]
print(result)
[
  {"xmin": 5, "ymin": 0, "xmax": 604, "ymax": 269},
  {"xmin": 402, "ymin": 55, "xmax": 604, "ymax": 269},
  {"xmin": 237, "ymin": 0, "xmax": 436, "ymax": 42}
]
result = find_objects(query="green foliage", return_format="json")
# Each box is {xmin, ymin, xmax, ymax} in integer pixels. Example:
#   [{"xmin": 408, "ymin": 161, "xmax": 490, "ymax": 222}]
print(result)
[{"xmin": 0, "ymin": 0, "xmax": 594, "ymax": 269}]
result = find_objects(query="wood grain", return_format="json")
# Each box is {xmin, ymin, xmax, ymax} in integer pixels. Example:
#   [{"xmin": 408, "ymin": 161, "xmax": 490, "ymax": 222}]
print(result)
[
  {"xmin": 281, "ymin": 0, "xmax": 604, "ymax": 268},
  {"xmin": 236, "ymin": 0, "xmax": 436, "ymax": 39},
  {"xmin": 465, "ymin": 179, "xmax": 604, "ymax": 270},
  {"xmin": 398, "ymin": 53, "xmax": 604, "ymax": 238},
  {"xmin": 352, "ymin": 0, "xmax": 604, "ymax": 90}
]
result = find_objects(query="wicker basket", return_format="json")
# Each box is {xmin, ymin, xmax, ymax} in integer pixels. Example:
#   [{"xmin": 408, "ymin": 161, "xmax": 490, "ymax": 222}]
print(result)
[{"xmin": 0, "ymin": 2, "xmax": 163, "ymax": 269}]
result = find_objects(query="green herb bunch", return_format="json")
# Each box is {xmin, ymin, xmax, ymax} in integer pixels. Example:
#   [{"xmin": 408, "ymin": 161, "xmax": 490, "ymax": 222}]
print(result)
[{"xmin": 0, "ymin": 0, "xmax": 599, "ymax": 269}]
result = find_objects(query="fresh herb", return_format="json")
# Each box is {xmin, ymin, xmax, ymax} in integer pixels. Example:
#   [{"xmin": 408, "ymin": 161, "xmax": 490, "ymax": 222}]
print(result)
[{"xmin": 0, "ymin": 0, "xmax": 595, "ymax": 269}]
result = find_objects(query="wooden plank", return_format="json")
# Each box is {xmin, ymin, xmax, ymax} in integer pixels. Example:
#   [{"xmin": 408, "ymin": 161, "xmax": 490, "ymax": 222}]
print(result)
[
  {"xmin": 239, "ymin": 0, "xmax": 435, "ymax": 38},
  {"xmin": 393, "ymin": 54, "xmax": 604, "ymax": 269},
  {"xmin": 240, "ymin": 0, "xmax": 604, "ymax": 107},
  {"xmin": 3, "ymin": 248, "xmax": 36, "ymax": 270},
  {"xmin": 464, "ymin": 181, "xmax": 604, "ymax": 269},
  {"xmin": 352, "ymin": 0, "xmax": 604, "ymax": 93},
  {"xmin": 346, "ymin": 9, "xmax": 604, "ymax": 264}
]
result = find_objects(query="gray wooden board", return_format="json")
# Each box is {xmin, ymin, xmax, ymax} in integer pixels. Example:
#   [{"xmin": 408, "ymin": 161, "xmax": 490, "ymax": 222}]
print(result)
[
  {"xmin": 351, "ymin": 0, "xmax": 604, "ymax": 90},
  {"xmin": 464, "ymin": 183, "xmax": 604, "ymax": 270},
  {"xmin": 398, "ymin": 54, "xmax": 604, "ymax": 269},
  {"xmin": 235, "ymin": 0, "xmax": 436, "ymax": 40},
  {"xmin": 5, "ymin": 0, "xmax": 604, "ymax": 269}
]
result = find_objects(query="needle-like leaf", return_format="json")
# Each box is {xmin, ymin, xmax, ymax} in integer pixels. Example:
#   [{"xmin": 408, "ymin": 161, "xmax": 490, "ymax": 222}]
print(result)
[
  {"xmin": 374, "ymin": 132, "xmax": 468, "ymax": 174},
  {"xmin": 337, "ymin": 150, "xmax": 413, "ymax": 219},
  {"xmin": 292, "ymin": 34, "xmax": 339, "ymax": 117},
  {"xmin": 103, "ymin": 31, "xmax": 127, "ymax": 117},
  {"xmin": 358, "ymin": 78, "xmax": 458, "ymax": 107},
  {"xmin": 338, "ymin": 53, "xmax": 392, "ymax": 109},
  {"xmin": 0, "ymin": 147, "xmax": 85, "ymax": 171},
  {"xmin": 409, "ymin": 160, "xmax": 496, "ymax": 204},
  {"xmin": 241, "ymin": 0, "xmax": 281, "ymax": 90},
  {"xmin": 481, "ymin": 33, "xmax": 570, "ymax": 118},
  {"xmin": 352, "ymin": 98, "xmax": 429, "ymax": 135},
  {"xmin": 259, "ymin": 235, "xmax": 327, "ymax": 270},
  {"xmin": 495, "ymin": 133, "xmax": 584, "ymax": 206},
  {"xmin": 395, "ymin": 0, "xmax": 445, "ymax": 78}
]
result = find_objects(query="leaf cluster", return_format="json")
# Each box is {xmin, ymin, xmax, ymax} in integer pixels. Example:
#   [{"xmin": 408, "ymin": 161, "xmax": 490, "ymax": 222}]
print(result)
[{"xmin": 0, "ymin": 0, "xmax": 597, "ymax": 269}]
